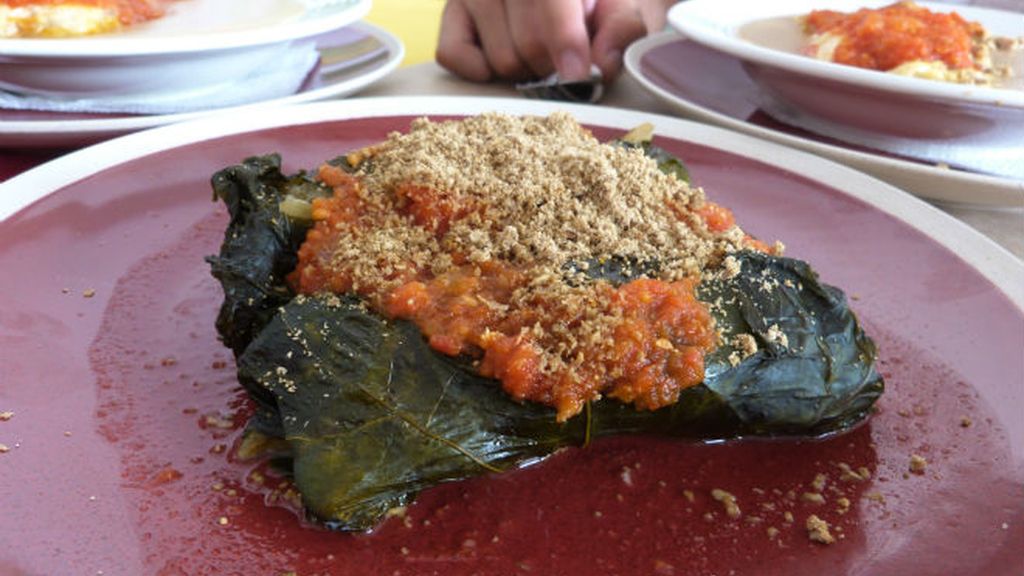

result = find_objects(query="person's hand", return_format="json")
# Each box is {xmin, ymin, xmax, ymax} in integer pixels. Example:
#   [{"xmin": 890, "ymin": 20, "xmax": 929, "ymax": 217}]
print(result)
[{"xmin": 436, "ymin": 0, "xmax": 650, "ymax": 83}]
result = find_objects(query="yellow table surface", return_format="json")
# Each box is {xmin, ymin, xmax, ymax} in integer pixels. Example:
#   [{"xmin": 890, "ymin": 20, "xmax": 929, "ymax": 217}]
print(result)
[{"xmin": 364, "ymin": 0, "xmax": 445, "ymax": 67}]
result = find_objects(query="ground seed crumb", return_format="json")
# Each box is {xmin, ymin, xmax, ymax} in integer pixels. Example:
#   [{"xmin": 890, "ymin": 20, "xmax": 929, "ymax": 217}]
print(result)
[
  {"xmin": 836, "ymin": 497, "xmax": 851, "ymax": 514},
  {"xmin": 764, "ymin": 323, "xmax": 789, "ymax": 348},
  {"xmin": 837, "ymin": 462, "xmax": 867, "ymax": 482},
  {"xmin": 810, "ymin": 473, "xmax": 827, "ymax": 492},
  {"xmin": 217, "ymin": 516, "xmax": 230, "ymax": 526},
  {"xmin": 296, "ymin": 112, "xmax": 764, "ymax": 420},
  {"xmin": 711, "ymin": 488, "xmax": 741, "ymax": 518},
  {"xmin": 722, "ymin": 255, "xmax": 742, "ymax": 279},
  {"xmin": 83, "ymin": 288, "xmax": 96, "ymax": 298},
  {"xmin": 806, "ymin": 514, "xmax": 835, "ymax": 544},
  {"xmin": 683, "ymin": 489, "xmax": 695, "ymax": 503},
  {"xmin": 0, "ymin": 443, "xmax": 9, "ymax": 453},
  {"xmin": 783, "ymin": 511, "xmax": 795, "ymax": 523},
  {"xmin": 909, "ymin": 454, "xmax": 928, "ymax": 475},
  {"xmin": 385, "ymin": 506, "xmax": 408, "ymax": 519},
  {"xmin": 731, "ymin": 333, "xmax": 758, "ymax": 362},
  {"xmin": 766, "ymin": 526, "xmax": 780, "ymax": 539},
  {"xmin": 960, "ymin": 416, "xmax": 973, "ymax": 428},
  {"xmin": 0, "ymin": 411, "xmax": 12, "ymax": 421},
  {"xmin": 801, "ymin": 492, "xmax": 826, "ymax": 505}
]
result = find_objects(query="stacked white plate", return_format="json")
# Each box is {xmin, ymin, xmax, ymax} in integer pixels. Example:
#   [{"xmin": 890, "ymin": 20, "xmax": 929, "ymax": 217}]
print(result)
[{"xmin": 0, "ymin": 0, "xmax": 405, "ymax": 146}]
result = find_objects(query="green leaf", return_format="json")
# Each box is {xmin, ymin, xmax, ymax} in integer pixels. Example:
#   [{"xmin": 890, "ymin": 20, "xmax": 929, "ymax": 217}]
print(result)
[
  {"xmin": 614, "ymin": 126, "xmax": 690, "ymax": 183},
  {"xmin": 209, "ymin": 147, "xmax": 882, "ymax": 532}
]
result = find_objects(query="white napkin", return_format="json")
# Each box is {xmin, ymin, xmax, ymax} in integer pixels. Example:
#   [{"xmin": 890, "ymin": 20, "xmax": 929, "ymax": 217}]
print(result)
[
  {"xmin": 758, "ymin": 97, "xmax": 1024, "ymax": 181},
  {"xmin": 0, "ymin": 42, "xmax": 319, "ymax": 115}
]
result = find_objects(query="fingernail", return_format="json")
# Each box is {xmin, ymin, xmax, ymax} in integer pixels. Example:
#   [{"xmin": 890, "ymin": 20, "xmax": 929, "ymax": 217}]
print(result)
[{"xmin": 557, "ymin": 50, "xmax": 589, "ymax": 82}]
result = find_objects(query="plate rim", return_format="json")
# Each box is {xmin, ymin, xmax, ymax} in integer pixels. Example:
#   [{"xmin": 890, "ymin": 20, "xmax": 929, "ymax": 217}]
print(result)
[
  {"xmin": 624, "ymin": 30, "xmax": 1024, "ymax": 208},
  {"xmin": 667, "ymin": 0, "xmax": 1024, "ymax": 109},
  {"xmin": 1, "ymin": 96, "xmax": 1021, "ymax": 310},
  {"xmin": 0, "ymin": 0, "xmax": 371, "ymax": 57},
  {"xmin": 0, "ymin": 21, "xmax": 404, "ymax": 147}
]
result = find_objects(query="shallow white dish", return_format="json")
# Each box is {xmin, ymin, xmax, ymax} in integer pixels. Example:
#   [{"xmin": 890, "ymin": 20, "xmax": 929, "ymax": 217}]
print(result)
[
  {"xmin": 667, "ymin": 0, "xmax": 1024, "ymax": 178},
  {"xmin": 0, "ymin": 21, "xmax": 403, "ymax": 148},
  {"xmin": 0, "ymin": 0, "xmax": 371, "ymax": 97},
  {"xmin": 624, "ymin": 31, "xmax": 1024, "ymax": 207},
  {"xmin": 668, "ymin": 0, "xmax": 1024, "ymax": 108}
]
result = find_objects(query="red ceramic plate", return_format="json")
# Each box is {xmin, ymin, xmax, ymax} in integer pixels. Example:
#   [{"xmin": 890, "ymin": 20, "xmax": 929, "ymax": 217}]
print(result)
[{"xmin": 0, "ymin": 98, "xmax": 1021, "ymax": 576}]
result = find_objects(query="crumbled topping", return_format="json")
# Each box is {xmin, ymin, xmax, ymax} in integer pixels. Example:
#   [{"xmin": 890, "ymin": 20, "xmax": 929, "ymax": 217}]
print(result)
[
  {"xmin": 325, "ymin": 113, "xmax": 748, "ymax": 305},
  {"xmin": 298, "ymin": 113, "xmax": 765, "ymax": 418},
  {"xmin": 909, "ymin": 454, "xmax": 928, "ymax": 475},
  {"xmin": 806, "ymin": 514, "xmax": 835, "ymax": 544},
  {"xmin": 711, "ymin": 488, "xmax": 742, "ymax": 519},
  {"xmin": 801, "ymin": 492, "xmax": 826, "ymax": 505},
  {"xmin": 731, "ymin": 333, "xmax": 759, "ymax": 363},
  {"xmin": 0, "ymin": 411, "xmax": 12, "ymax": 422},
  {"xmin": 837, "ymin": 462, "xmax": 869, "ymax": 482},
  {"xmin": 764, "ymin": 324, "xmax": 789, "ymax": 348},
  {"xmin": 721, "ymin": 255, "xmax": 742, "ymax": 279}
]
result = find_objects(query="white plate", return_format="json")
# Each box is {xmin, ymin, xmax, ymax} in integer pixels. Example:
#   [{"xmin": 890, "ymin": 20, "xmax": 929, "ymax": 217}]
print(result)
[
  {"xmin": 625, "ymin": 31, "xmax": 1024, "ymax": 207},
  {"xmin": 0, "ymin": 21, "xmax": 403, "ymax": 148},
  {"xmin": 0, "ymin": 0, "xmax": 371, "ymax": 97},
  {"xmin": 666, "ymin": 0, "xmax": 1024, "ymax": 178},
  {"xmin": 668, "ymin": 0, "xmax": 1024, "ymax": 108}
]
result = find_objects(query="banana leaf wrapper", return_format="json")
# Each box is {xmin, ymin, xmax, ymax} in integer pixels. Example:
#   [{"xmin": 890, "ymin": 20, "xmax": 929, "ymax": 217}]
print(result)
[{"xmin": 207, "ymin": 150, "xmax": 883, "ymax": 532}]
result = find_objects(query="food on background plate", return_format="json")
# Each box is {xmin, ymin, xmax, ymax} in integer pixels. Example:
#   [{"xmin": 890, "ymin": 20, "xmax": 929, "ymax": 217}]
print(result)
[
  {"xmin": 0, "ymin": 0, "xmax": 169, "ymax": 37},
  {"xmin": 207, "ymin": 113, "xmax": 884, "ymax": 532},
  {"xmin": 802, "ymin": 1, "xmax": 1020, "ymax": 86}
]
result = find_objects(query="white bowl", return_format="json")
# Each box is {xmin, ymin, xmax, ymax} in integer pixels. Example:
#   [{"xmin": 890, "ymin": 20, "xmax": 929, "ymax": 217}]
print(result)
[{"xmin": 667, "ymin": 0, "xmax": 1024, "ymax": 177}]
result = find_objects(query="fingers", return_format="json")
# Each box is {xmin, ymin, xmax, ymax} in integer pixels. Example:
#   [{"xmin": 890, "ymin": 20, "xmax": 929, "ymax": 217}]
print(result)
[
  {"xmin": 506, "ymin": 0, "xmax": 556, "ymax": 77},
  {"xmin": 436, "ymin": 0, "xmax": 613, "ymax": 83},
  {"xmin": 463, "ymin": 0, "xmax": 533, "ymax": 80},
  {"xmin": 538, "ymin": 0, "xmax": 593, "ymax": 81},
  {"xmin": 436, "ymin": 0, "xmax": 493, "ymax": 82},
  {"xmin": 590, "ymin": 0, "xmax": 646, "ymax": 80}
]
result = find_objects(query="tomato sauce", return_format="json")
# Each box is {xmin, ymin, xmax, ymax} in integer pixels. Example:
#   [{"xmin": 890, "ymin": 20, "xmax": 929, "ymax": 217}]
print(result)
[
  {"xmin": 290, "ymin": 168, "xmax": 728, "ymax": 421},
  {"xmin": 805, "ymin": 2, "xmax": 984, "ymax": 71}
]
